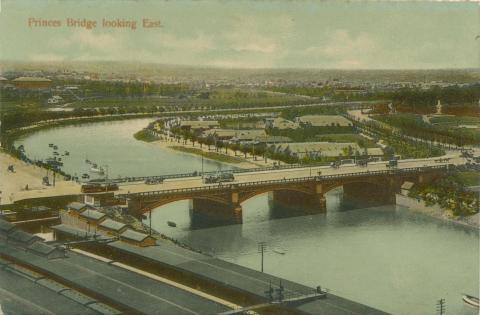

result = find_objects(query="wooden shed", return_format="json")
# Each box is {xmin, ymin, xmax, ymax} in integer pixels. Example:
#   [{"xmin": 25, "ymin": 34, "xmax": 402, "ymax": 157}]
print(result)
[
  {"xmin": 98, "ymin": 219, "xmax": 129, "ymax": 236},
  {"xmin": 120, "ymin": 229, "xmax": 156, "ymax": 247}
]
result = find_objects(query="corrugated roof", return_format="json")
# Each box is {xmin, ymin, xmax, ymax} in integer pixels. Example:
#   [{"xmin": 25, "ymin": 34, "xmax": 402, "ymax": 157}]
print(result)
[
  {"xmin": 0, "ymin": 219, "xmax": 16, "ymax": 233},
  {"xmin": 99, "ymin": 219, "xmax": 127, "ymax": 232},
  {"xmin": 67, "ymin": 202, "xmax": 89, "ymax": 211},
  {"xmin": 8, "ymin": 230, "xmax": 42, "ymax": 243},
  {"xmin": 80, "ymin": 210, "xmax": 106, "ymax": 221},
  {"xmin": 28, "ymin": 241, "xmax": 62, "ymax": 256},
  {"xmin": 120, "ymin": 229, "xmax": 152, "ymax": 242}
]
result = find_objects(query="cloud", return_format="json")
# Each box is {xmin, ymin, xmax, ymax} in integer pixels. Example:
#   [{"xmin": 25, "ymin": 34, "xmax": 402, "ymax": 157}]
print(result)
[
  {"xmin": 153, "ymin": 32, "xmax": 215, "ymax": 51},
  {"xmin": 303, "ymin": 29, "xmax": 378, "ymax": 68}
]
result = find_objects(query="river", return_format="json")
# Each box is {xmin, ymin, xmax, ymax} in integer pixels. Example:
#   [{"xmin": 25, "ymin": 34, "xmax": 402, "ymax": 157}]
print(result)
[{"xmin": 15, "ymin": 118, "xmax": 479, "ymax": 315}]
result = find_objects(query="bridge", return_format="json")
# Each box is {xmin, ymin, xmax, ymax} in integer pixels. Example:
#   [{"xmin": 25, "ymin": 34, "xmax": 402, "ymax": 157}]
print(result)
[
  {"xmin": 9, "ymin": 153, "xmax": 471, "ymax": 222},
  {"xmin": 121, "ymin": 156, "xmax": 463, "ymax": 223}
]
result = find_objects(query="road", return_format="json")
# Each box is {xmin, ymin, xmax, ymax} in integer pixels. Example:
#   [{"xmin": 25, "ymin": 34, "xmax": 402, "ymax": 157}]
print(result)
[{"xmin": 8, "ymin": 152, "xmax": 469, "ymax": 204}]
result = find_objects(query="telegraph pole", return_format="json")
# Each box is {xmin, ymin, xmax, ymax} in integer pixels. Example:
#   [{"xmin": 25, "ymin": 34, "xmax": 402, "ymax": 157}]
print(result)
[
  {"xmin": 436, "ymin": 298, "xmax": 446, "ymax": 315},
  {"xmin": 258, "ymin": 241, "xmax": 267, "ymax": 273}
]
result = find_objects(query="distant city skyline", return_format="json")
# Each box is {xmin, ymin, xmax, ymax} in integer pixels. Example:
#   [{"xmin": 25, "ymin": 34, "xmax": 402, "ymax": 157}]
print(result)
[{"xmin": 0, "ymin": 0, "xmax": 478, "ymax": 70}]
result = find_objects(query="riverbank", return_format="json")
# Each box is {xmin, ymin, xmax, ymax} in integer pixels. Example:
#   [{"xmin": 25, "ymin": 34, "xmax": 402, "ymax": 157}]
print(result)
[
  {"xmin": 396, "ymin": 193, "xmax": 479, "ymax": 229},
  {"xmin": 0, "ymin": 150, "xmax": 80, "ymax": 206},
  {"xmin": 150, "ymin": 139, "xmax": 267, "ymax": 169}
]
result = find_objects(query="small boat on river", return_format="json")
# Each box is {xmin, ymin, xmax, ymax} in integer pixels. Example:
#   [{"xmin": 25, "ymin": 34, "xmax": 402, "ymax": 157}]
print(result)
[
  {"xmin": 49, "ymin": 143, "xmax": 54, "ymax": 147},
  {"xmin": 53, "ymin": 145, "xmax": 58, "ymax": 150},
  {"xmin": 463, "ymin": 294, "xmax": 479, "ymax": 308},
  {"xmin": 90, "ymin": 165, "xmax": 105, "ymax": 174},
  {"xmin": 65, "ymin": 151, "xmax": 70, "ymax": 156},
  {"xmin": 53, "ymin": 151, "xmax": 59, "ymax": 156},
  {"xmin": 167, "ymin": 221, "xmax": 177, "ymax": 227},
  {"xmin": 82, "ymin": 173, "xmax": 90, "ymax": 179}
]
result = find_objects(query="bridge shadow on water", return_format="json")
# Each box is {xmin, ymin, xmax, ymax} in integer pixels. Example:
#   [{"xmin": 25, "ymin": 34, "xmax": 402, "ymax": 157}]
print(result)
[{"xmin": 149, "ymin": 186, "xmax": 383, "ymax": 233}]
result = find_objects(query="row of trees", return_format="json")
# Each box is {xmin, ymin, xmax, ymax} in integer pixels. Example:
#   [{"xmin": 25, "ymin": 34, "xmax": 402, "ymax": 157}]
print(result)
[
  {"xmin": 376, "ymin": 114, "xmax": 479, "ymax": 147},
  {"xmin": 409, "ymin": 175, "xmax": 478, "ymax": 216}
]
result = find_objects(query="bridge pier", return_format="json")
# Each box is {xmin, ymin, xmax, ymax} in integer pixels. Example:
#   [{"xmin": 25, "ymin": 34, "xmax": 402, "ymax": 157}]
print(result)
[
  {"xmin": 191, "ymin": 199, "xmax": 242, "ymax": 225},
  {"xmin": 270, "ymin": 190, "xmax": 326, "ymax": 215},
  {"xmin": 342, "ymin": 181, "xmax": 398, "ymax": 206}
]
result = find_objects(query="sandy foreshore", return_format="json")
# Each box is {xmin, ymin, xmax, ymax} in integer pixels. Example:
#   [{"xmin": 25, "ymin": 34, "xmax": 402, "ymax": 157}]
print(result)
[{"xmin": 0, "ymin": 150, "xmax": 80, "ymax": 205}]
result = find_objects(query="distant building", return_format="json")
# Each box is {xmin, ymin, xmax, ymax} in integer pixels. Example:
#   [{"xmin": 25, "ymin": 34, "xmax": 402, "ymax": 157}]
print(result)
[
  {"xmin": 179, "ymin": 120, "xmax": 220, "ymax": 131},
  {"xmin": 296, "ymin": 115, "xmax": 352, "ymax": 127},
  {"xmin": 271, "ymin": 142, "xmax": 383, "ymax": 159},
  {"xmin": 12, "ymin": 77, "xmax": 52, "ymax": 89},
  {"xmin": 120, "ymin": 229, "xmax": 156, "ymax": 247},
  {"xmin": 0, "ymin": 77, "xmax": 8, "ymax": 86},
  {"xmin": 230, "ymin": 129, "xmax": 268, "ymax": 143},
  {"xmin": 265, "ymin": 117, "xmax": 299, "ymax": 130}
]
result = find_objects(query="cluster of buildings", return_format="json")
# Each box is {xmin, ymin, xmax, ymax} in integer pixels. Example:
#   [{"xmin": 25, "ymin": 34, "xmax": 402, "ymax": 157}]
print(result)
[
  {"xmin": 156, "ymin": 114, "xmax": 384, "ymax": 160},
  {"xmin": 0, "ymin": 219, "xmax": 66, "ymax": 260},
  {"xmin": 53, "ymin": 201, "xmax": 156, "ymax": 247}
]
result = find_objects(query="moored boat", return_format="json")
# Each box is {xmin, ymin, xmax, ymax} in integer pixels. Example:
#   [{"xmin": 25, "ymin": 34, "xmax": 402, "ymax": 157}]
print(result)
[
  {"xmin": 463, "ymin": 294, "xmax": 479, "ymax": 308},
  {"xmin": 90, "ymin": 166, "xmax": 105, "ymax": 174},
  {"xmin": 167, "ymin": 221, "xmax": 177, "ymax": 227}
]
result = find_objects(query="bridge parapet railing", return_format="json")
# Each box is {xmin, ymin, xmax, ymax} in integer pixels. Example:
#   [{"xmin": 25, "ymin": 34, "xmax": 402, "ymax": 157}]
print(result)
[{"xmin": 120, "ymin": 164, "xmax": 452, "ymax": 198}]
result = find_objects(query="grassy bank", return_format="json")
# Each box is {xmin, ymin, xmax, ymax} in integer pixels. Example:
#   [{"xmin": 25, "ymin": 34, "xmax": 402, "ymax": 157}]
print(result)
[
  {"xmin": 169, "ymin": 146, "xmax": 244, "ymax": 164},
  {"xmin": 133, "ymin": 129, "xmax": 159, "ymax": 142}
]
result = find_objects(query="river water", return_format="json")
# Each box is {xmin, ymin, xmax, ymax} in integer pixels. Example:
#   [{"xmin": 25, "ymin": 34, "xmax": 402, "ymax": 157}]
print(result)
[{"xmin": 15, "ymin": 119, "xmax": 479, "ymax": 315}]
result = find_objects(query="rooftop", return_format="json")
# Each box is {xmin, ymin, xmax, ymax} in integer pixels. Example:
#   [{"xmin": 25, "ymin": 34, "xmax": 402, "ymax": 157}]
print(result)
[
  {"xmin": 99, "ymin": 219, "xmax": 127, "ymax": 232},
  {"xmin": 0, "ymin": 219, "xmax": 15, "ymax": 233},
  {"xmin": 297, "ymin": 115, "xmax": 352, "ymax": 127},
  {"xmin": 8, "ymin": 230, "xmax": 42, "ymax": 244},
  {"xmin": 27, "ymin": 241, "xmax": 63, "ymax": 257},
  {"xmin": 120, "ymin": 229, "xmax": 153, "ymax": 242},
  {"xmin": 67, "ymin": 202, "xmax": 89, "ymax": 211},
  {"xmin": 80, "ymin": 210, "xmax": 106, "ymax": 221}
]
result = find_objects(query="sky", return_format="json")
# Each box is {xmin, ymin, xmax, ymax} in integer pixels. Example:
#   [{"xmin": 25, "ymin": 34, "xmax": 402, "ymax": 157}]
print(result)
[{"xmin": 0, "ymin": 0, "xmax": 478, "ymax": 69}]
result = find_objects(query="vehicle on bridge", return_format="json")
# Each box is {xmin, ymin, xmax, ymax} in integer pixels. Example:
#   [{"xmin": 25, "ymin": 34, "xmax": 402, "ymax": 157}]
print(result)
[
  {"xmin": 81, "ymin": 183, "xmax": 119, "ymax": 193},
  {"xmin": 356, "ymin": 159, "xmax": 368, "ymax": 167},
  {"xmin": 203, "ymin": 172, "xmax": 235, "ymax": 184},
  {"xmin": 386, "ymin": 159, "xmax": 398, "ymax": 168},
  {"xmin": 145, "ymin": 178, "xmax": 164, "ymax": 185},
  {"xmin": 330, "ymin": 161, "xmax": 340, "ymax": 169}
]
